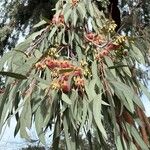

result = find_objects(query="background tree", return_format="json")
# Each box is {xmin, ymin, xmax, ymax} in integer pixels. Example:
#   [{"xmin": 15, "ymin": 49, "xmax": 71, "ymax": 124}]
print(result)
[{"xmin": 0, "ymin": 0, "xmax": 150, "ymax": 150}]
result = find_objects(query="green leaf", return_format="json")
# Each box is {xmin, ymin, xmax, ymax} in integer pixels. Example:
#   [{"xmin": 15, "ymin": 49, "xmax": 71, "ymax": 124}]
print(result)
[
  {"xmin": 77, "ymin": 2, "xmax": 86, "ymax": 19},
  {"xmin": 32, "ymin": 74, "xmax": 49, "ymax": 85},
  {"xmin": 0, "ymin": 51, "xmax": 14, "ymax": 70},
  {"xmin": 91, "ymin": 61, "xmax": 98, "ymax": 79},
  {"xmin": 115, "ymin": 136, "xmax": 124, "ymax": 150},
  {"xmin": 131, "ymin": 44, "xmax": 145, "ymax": 64},
  {"xmin": 108, "ymin": 65, "xmax": 128, "ymax": 69},
  {"xmin": 62, "ymin": 93, "xmax": 72, "ymax": 105},
  {"xmin": 87, "ymin": 106, "xmax": 93, "ymax": 131},
  {"xmin": 72, "ymin": 8, "xmax": 78, "ymax": 27},
  {"xmin": 20, "ymin": 97, "xmax": 32, "ymax": 140},
  {"xmin": 8, "ymin": 82, "xmax": 21, "ymax": 102},
  {"xmin": 14, "ymin": 38, "xmax": 32, "ymax": 52},
  {"xmin": 33, "ymin": 20, "xmax": 47, "ymax": 28},
  {"xmin": 85, "ymin": 83, "xmax": 93, "ymax": 101},
  {"xmin": 34, "ymin": 49, "xmax": 43, "ymax": 58},
  {"xmin": 64, "ymin": 6, "xmax": 72, "ymax": 23},
  {"xmin": 35, "ymin": 106, "xmax": 45, "ymax": 145},
  {"xmin": 80, "ymin": 98, "xmax": 88, "ymax": 130},
  {"xmin": 14, "ymin": 50, "xmax": 29, "ymax": 57},
  {"xmin": 0, "ymin": 71, "xmax": 27, "ymax": 79},
  {"xmin": 93, "ymin": 94, "xmax": 107, "ymax": 138},
  {"xmin": 88, "ymin": 2, "xmax": 94, "ymax": 17},
  {"xmin": 76, "ymin": 45, "xmax": 82, "ymax": 62},
  {"xmin": 130, "ymin": 125, "xmax": 149, "ymax": 150},
  {"xmin": 48, "ymin": 26, "xmax": 57, "ymax": 40},
  {"xmin": 63, "ymin": 116, "xmax": 72, "ymax": 150},
  {"xmin": 105, "ymin": 56, "xmax": 116, "ymax": 77},
  {"xmin": 89, "ymin": 78, "xmax": 97, "ymax": 99},
  {"xmin": 115, "ymin": 88, "xmax": 133, "ymax": 113}
]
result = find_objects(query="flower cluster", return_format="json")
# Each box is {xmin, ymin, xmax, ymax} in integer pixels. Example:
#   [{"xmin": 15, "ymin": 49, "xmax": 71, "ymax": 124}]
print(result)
[
  {"xmin": 35, "ymin": 57, "xmax": 85, "ymax": 92},
  {"xmin": 71, "ymin": 0, "xmax": 79, "ymax": 6},
  {"xmin": 93, "ymin": 35, "xmax": 128, "ymax": 60},
  {"xmin": 95, "ymin": 43, "xmax": 121, "ymax": 60},
  {"xmin": 47, "ymin": 47, "xmax": 59, "ymax": 58},
  {"xmin": 85, "ymin": 32, "xmax": 105, "ymax": 45},
  {"xmin": 113, "ymin": 35, "xmax": 127, "ymax": 45},
  {"xmin": 104, "ymin": 20, "xmax": 117, "ymax": 32}
]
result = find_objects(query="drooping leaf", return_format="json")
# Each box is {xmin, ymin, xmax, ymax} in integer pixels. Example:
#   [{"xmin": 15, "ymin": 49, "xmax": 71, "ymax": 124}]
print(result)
[
  {"xmin": 20, "ymin": 97, "xmax": 32, "ymax": 140},
  {"xmin": 62, "ymin": 93, "xmax": 72, "ymax": 105},
  {"xmin": 63, "ymin": 116, "xmax": 72, "ymax": 150},
  {"xmin": 93, "ymin": 94, "xmax": 107, "ymax": 139},
  {"xmin": 0, "ymin": 71, "xmax": 27, "ymax": 79},
  {"xmin": 130, "ymin": 125, "xmax": 149, "ymax": 150},
  {"xmin": 33, "ymin": 20, "xmax": 47, "ymax": 28},
  {"xmin": 34, "ymin": 106, "xmax": 45, "ymax": 145}
]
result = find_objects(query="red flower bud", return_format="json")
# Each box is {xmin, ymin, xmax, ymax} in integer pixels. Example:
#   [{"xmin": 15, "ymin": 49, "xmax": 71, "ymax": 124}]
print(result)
[{"xmin": 61, "ymin": 81, "xmax": 70, "ymax": 93}]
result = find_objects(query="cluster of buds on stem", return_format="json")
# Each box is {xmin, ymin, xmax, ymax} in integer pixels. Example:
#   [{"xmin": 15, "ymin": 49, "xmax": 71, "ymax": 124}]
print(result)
[
  {"xmin": 71, "ymin": 0, "xmax": 79, "ymax": 6},
  {"xmin": 74, "ymin": 76, "xmax": 84, "ymax": 89},
  {"xmin": 113, "ymin": 35, "xmax": 127, "ymax": 45},
  {"xmin": 95, "ymin": 43, "xmax": 121, "ymax": 60},
  {"xmin": 108, "ymin": 21, "xmax": 117, "ymax": 32},
  {"xmin": 103, "ymin": 20, "xmax": 117, "ymax": 32},
  {"xmin": 47, "ymin": 47, "xmax": 59, "ymax": 58},
  {"xmin": 80, "ymin": 59, "xmax": 91, "ymax": 77},
  {"xmin": 85, "ymin": 32, "xmax": 105, "ymax": 45}
]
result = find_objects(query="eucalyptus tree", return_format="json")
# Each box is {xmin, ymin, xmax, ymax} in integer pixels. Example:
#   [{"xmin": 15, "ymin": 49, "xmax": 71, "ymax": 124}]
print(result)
[{"xmin": 0, "ymin": 0, "xmax": 150, "ymax": 150}]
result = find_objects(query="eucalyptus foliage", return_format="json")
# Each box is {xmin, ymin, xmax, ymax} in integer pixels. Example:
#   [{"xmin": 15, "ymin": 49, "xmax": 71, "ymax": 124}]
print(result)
[{"xmin": 0, "ymin": 0, "xmax": 150, "ymax": 150}]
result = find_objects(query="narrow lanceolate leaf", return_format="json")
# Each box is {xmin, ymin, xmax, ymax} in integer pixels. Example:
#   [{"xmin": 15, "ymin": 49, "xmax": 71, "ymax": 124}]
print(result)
[
  {"xmin": 48, "ymin": 26, "xmax": 57, "ymax": 40},
  {"xmin": 20, "ymin": 97, "xmax": 32, "ymax": 140},
  {"xmin": 93, "ymin": 94, "xmax": 107, "ymax": 139},
  {"xmin": 0, "ymin": 71, "xmax": 27, "ymax": 80},
  {"xmin": 33, "ymin": 20, "xmax": 47, "ymax": 28},
  {"xmin": 62, "ymin": 93, "xmax": 72, "ymax": 105},
  {"xmin": 72, "ymin": 8, "xmax": 78, "ymax": 27},
  {"xmin": 63, "ymin": 116, "xmax": 72, "ymax": 150},
  {"xmin": 115, "ymin": 136, "xmax": 124, "ymax": 150},
  {"xmin": 80, "ymin": 98, "xmax": 88, "ymax": 130},
  {"xmin": 77, "ymin": 2, "xmax": 86, "ymax": 19},
  {"xmin": 88, "ymin": 2, "xmax": 94, "ymax": 17},
  {"xmin": 131, "ymin": 44, "xmax": 145, "ymax": 64},
  {"xmin": 89, "ymin": 79, "xmax": 97, "ymax": 98},
  {"xmin": 91, "ymin": 60, "xmax": 98, "ymax": 79},
  {"xmin": 108, "ymin": 65, "xmax": 128, "ymax": 69},
  {"xmin": 64, "ymin": 7, "xmax": 72, "ymax": 23},
  {"xmin": 0, "ymin": 51, "xmax": 14, "ymax": 70},
  {"xmin": 35, "ymin": 106, "xmax": 45, "ymax": 145},
  {"xmin": 130, "ymin": 125, "xmax": 149, "ymax": 150}
]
